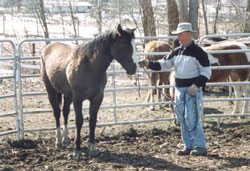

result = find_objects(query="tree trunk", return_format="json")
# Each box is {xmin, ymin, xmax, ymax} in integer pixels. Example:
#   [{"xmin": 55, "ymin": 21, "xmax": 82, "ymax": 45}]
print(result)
[
  {"xmin": 167, "ymin": 0, "xmax": 179, "ymax": 35},
  {"xmin": 139, "ymin": 0, "xmax": 156, "ymax": 43},
  {"xmin": 34, "ymin": 0, "xmax": 49, "ymax": 43},
  {"xmin": 247, "ymin": 0, "xmax": 250, "ymax": 11},
  {"xmin": 189, "ymin": 0, "xmax": 199, "ymax": 39},
  {"xmin": 69, "ymin": 1, "xmax": 78, "ymax": 44},
  {"xmin": 118, "ymin": 0, "xmax": 122, "ymax": 24},
  {"xmin": 244, "ymin": 0, "xmax": 250, "ymax": 32},
  {"xmin": 213, "ymin": 0, "xmax": 221, "ymax": 34},
  {"xmin": 60, "ymin": 12, "xmax": 65, "ymax": 37},
  {"xmin": 129, "ymin": 1, "xmax": 143, "ymax": 37},
  {"xmin": 177, "ymin": 0, "xmax": 188, "ymax": 22},
  {"xmin": 201, "ymin": 0, "xmax": 209, "ymax": 35},
  {"xmin": 38, "ymin": 0, "xmax": 49, "ymax": 39},
  {"xmin": 96, "ymin": 0, "xmax": 102, "ymax": 34}
]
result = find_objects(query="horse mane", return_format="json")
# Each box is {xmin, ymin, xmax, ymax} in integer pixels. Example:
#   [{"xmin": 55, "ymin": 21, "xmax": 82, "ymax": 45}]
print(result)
[{"xmin": 71, "ymin": 30, "xmax": 119, "ymax": 61}]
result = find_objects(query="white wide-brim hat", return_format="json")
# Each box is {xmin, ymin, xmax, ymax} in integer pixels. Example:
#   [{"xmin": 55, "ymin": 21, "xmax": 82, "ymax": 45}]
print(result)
[{"xmin": 172, "ymin": 22, "xmax": 197, "ymax": 34}]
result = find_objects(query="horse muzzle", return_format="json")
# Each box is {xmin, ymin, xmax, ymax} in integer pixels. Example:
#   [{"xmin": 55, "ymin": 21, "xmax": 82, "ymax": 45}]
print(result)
[{"xmin": 126, "ymin": 63, "xmax": 137, "ymax": 75}]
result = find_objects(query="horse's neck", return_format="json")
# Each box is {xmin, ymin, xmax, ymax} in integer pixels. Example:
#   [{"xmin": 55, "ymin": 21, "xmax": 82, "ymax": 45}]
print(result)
[
  {"xmin": 86, "ymin": 34, "xmax": 114, "ymax": 72},
  {"xmin": 91, "ymin": 51, "xmax": 113, "ymax": 73}
]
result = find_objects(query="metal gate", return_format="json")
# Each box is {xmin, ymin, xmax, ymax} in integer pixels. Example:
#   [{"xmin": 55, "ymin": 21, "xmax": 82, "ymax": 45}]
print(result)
[
  {"xmin": 15, "ymin": 36, "xmax": 176, "ymax": 139},
  {"xmin": 1, "ymin": 33, "xmax": 250, "ymax": 139},
  {"xmin": 0, "ymin": 40, "xmax": 19, "ymax": 138}
]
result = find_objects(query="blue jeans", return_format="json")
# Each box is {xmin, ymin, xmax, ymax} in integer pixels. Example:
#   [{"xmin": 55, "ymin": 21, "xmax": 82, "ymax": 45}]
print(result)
[{"xmin": 174, "ymin": 87, "xmax": 206, "ymax": 149}]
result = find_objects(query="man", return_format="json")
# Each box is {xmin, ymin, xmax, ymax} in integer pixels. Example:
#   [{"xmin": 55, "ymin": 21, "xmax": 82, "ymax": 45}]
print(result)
[{"xmin": 139, "ymin": 23, "xmax": 211, "ymax": 156}]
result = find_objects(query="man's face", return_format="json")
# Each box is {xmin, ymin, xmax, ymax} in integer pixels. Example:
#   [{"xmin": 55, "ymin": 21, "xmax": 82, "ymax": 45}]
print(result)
[{"xmin": 177, "ymin": 31, "xmax": 190, "ymax": 45}]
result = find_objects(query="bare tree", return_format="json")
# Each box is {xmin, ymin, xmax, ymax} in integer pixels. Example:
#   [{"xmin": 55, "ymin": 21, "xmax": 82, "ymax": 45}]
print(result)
[
  {"xmin": 60, "ymin": 12, "xmax": 66, "ymax": 38},
  {"xmin": 189, "ymin": 0, "xmax": 199, "ymax": 39},
  {"xmin": 96, "ymin": 0, "xmax": 102, "ymax": 34},
  {"xmin": 38, "ymin": 0, "xmax": 49, "ymax": 38},
  {"xmin": 32, "ymin": 0, "xmax": 49, "ymax": 41},
  {"xmin": 139, "ymin": 0, "xmax": 156, "ymax": 43},
  {"xmin": 167, "ymin": 0, "xmax": 179, "ymax": 35},
  {"xmin": 244, "ymin": 0, "xmax": 250, "ymax": 32},
  {"xmin": 201, "ymin": 0, "xmax": 209, "ymax": 34},
  {"xmin": 177, "ymin": 0, "xmax": 188, "ymax": 22},
  {"xmin": 117, "ymin": 0, "xmax": 122, "ymax": 24},
  {"xmin": 128, "ymin": 1, "xmax": 143, "ymax": 37},
  {"xmin": 213, "ymin": 0, "xmax": 221, "ymax": 33},
  {"xmin": 247, "ymin": 0, "xmax": 250, "ymax": 11},
  {"xmin": 68, "ymin": 0, "xmax": 78, "ymax": 44}
]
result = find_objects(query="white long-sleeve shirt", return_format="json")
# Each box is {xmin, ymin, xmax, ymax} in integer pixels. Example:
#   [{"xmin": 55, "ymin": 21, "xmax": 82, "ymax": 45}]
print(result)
[{"xmin": 148, "ymin": 41, "xmax": 211, "ymax": 87}]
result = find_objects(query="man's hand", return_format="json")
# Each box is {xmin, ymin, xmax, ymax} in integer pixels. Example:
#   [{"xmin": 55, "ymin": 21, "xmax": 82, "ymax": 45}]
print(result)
[
  {"xmin": 187, "ymin": 84, "xmax": 198, "ymax": 96},
  {"xmin": 138, "ymin": 60, "xmax": 149, "ymax": 68}
]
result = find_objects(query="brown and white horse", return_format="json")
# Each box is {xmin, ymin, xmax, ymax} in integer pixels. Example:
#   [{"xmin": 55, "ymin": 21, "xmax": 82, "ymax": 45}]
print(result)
[
  {"xmin": 204, "ymin": 41, "xmax": 250, "ymax": 115},
  {"xmin": 143, "ymin": 40, "xmax": 172, "ymax": 110}
]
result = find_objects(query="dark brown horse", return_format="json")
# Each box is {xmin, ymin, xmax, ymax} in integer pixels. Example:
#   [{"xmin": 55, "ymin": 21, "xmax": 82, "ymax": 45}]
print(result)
[
  {"xmin": 144, "ymin": 40, "xmax": 172, "ymax": 110},
  {"xmin": 41, "ymin": 24, "xmax": 137, "ymax": 158}
]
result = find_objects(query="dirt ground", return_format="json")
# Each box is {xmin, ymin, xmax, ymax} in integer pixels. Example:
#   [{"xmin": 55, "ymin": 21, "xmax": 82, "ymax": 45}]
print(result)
[
  {"xmin": 0, "ymin": 120, "xmax": 250, "ymax": 170},
  {"xmin": 0, "ymin": 77, "xmax": 250, "ymax": 170}
]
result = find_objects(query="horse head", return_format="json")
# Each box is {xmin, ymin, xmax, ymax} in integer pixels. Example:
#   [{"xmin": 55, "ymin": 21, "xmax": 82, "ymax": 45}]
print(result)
[{"xmin": 111, "ymin": 24, "xmax": 137, "ymax": 75}]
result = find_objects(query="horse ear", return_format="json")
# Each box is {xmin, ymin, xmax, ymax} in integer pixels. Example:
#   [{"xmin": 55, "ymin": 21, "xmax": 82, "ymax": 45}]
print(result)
[{"xmin": 117, "ymin": 24, "xmax": 123, "ymax": 36}]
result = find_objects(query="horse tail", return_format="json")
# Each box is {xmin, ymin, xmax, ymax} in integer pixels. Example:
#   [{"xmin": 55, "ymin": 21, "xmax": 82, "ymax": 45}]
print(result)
[{"xmin": 58, "ymin": 93, "xmax": 62, "ymax": 107}]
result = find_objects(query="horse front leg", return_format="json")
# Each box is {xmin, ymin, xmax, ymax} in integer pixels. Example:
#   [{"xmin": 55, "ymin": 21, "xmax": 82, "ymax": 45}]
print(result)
[
  {"xmin": 148, "ymin": 73, "xmax": 157, "ymax": 111},
  {"xmin": 89, "ymin": 98, "xmax": 103, "ymax": 157},
  {"xmin": 232, "ymin": 85, "xmax": 242, "ymax": 114},
  {"xmin": 72, "ymin": 97, "xmax": 83, "ymax": 159}
]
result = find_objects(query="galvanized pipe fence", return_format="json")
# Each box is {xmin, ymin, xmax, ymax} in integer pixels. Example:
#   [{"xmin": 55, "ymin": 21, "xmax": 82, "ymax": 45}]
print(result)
[
  {"xmin": 0, "ymin": 33, "xmax": 250, "ymax": 139},
  {"xmin": 0, "ymin": 40, "xmax": 19, "ymax": 138}
]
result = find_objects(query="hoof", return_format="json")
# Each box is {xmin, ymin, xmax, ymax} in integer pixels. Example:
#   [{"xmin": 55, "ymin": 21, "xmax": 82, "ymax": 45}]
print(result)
[
  {"xmin": 173, "ymin": 120, "xmax": 180, "ymax": 127},
  {"xmin": 238, "ymin": 116, "xmax": 246, "ymax": 119},
  {"xmin": 159, "ymin": 105, "xmax": 164, "ymax": 109},
  {"xmin": 150, "ymin": 107, "xmax": 156, "ymax": 111},
  {"xmin": 62, "ymin": 138, "xmax": 70, "ymax": 145},
  {"xmin": 56, "ymin": 143, "xmax": 62, "ymax": 149},
  {"xmin": 89, "ymin": 143, "xmax": 101, "ymax": 157},
  {"xmin": 89, "ymin": 149, "xmax": 101, "ymax": 157},
  {"xmin": 73, "ymin": 150, "xmax": 82, "ymax": 160}
]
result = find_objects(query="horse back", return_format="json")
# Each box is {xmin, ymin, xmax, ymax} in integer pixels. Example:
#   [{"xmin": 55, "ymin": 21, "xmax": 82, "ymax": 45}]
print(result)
[
  {"xmin": 144, "ymin": 40, "xmax": 172, "ymax": 61},
  {"xmin": 205, "ymin": 42, "xmax": 250, "ymax": 82},
  {"xmin": 42, "ymin": 42, "xmax": 72, "ymax": 62}
]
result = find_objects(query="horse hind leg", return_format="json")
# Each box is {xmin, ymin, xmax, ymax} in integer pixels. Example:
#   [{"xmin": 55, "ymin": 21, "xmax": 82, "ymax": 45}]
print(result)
[
  {"xmin": 157, "ymin": 88, "xmax": 163, "ymax": 109},
  {"xmin": 244, "ymin": 84, "xmax": 250, "ymax": 114},
  {"xmin": 47, "ymin": 90, "xmax": 62, "ymax": 148},
  {"xmin": 157, "ymin": 79, "xmax": 164, "ymax": 109},
  {"xmin": 42, "ymin": 70, "xmax": 62, "ymax": 148},
  {"xmin": 241, "ymin": 84, "xmax": 250, "ymax": 116},
  {"xmin": 62, "ymin": 95, "xmax": 72, "ymax": 145},
  {"xmin": 145, "ymin": 89, "xmax": 156, "ymax": 110},
  {"xmin": 232, "ymin": 85, "xmax": 243, "ymax": 115},
  {"xmin": 150, "ymin": 88, "xmax": 157, "ymax": 110}
]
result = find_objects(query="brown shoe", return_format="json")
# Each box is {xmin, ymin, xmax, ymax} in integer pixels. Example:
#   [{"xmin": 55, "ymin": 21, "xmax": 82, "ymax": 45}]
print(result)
[
  {"xmin": 176, "ymin": 148, "xmax": 192, "ymax": 155},
  {"xmin": 190, "ymin": 147, "xmax": 207, "ymax": 156}
]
